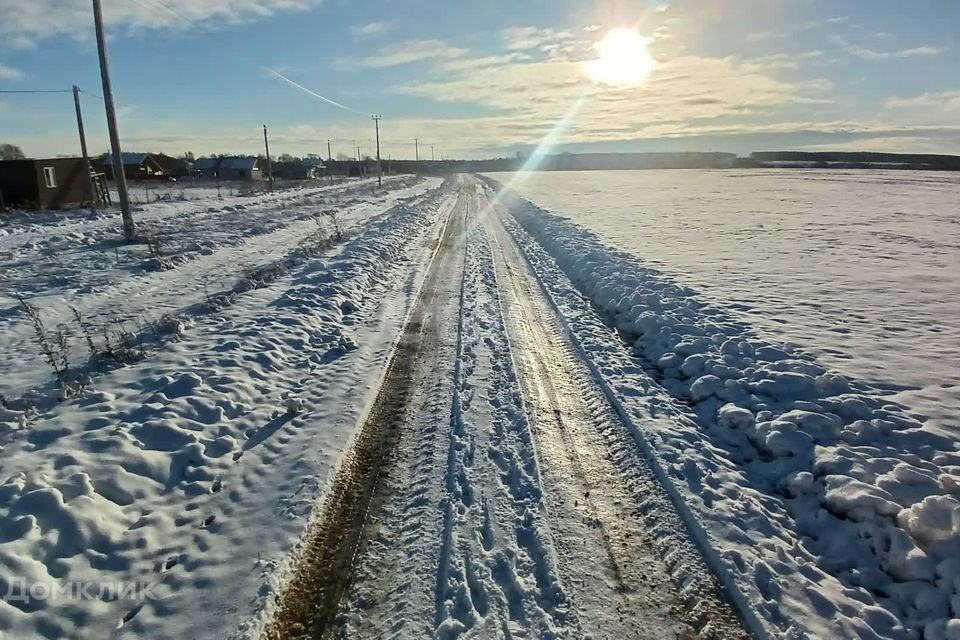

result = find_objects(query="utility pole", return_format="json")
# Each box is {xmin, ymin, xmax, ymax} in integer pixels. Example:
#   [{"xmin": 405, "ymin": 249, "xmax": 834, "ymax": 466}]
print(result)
[
  {"xmin": 92, "ymin": 0, "xmax": 134, "ymax": 241},
  {"xmin": 371, "ymin": 115, "xmax": 382, "ymax": 188},
  {"xmin": 263, "ymin": 125, "xmax": 274, "ymax": 191},
  {"xmin": 72, "ymin": 85, "xmax": 97, "ymax": 216},
  {"xmin": 326, "ymin": 139, "xmax": 332, "ymax": 182},
  {"xmin": 431, "ymin": 145, "xmax": 435, "ymax": 161},
  {"xmin": 415, "ymin": 138, "xmax": 419, "ymax": 162}
]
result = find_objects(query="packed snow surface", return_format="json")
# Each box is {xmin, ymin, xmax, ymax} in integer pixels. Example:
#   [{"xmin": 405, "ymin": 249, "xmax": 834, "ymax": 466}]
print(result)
[{"xmin": 492, "ymin": 169, "xmax": 960, "ymax": 438}]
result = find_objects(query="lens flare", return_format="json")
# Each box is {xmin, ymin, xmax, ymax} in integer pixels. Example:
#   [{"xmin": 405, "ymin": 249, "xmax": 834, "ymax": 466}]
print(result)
[{"xmin": 587, "ymin": 28, "xmax": 657, "ymax": 87}]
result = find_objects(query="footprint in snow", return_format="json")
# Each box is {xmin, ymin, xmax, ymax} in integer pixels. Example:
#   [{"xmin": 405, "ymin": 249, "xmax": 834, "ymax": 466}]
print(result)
[{"xmin": 117, "ymin": 602, "xmax": 144, "ymax": 628}]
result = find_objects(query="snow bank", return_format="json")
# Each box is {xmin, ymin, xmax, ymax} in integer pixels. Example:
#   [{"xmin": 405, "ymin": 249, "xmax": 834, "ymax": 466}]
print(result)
[{"xmin": 490, "ymin": 180, "xmax": 960, "ymax": 639}]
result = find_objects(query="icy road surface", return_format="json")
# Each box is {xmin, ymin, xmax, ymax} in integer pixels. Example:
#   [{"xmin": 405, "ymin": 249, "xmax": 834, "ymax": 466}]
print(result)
[{"xmin": 267, "ymin": 175, "xmax": 749, "ymax": 639}]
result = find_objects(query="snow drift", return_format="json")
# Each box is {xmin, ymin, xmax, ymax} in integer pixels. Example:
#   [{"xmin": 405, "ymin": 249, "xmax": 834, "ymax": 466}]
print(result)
[{"xmin": 489, "ymin": 179, "xmax": 960, "ymax": 640}]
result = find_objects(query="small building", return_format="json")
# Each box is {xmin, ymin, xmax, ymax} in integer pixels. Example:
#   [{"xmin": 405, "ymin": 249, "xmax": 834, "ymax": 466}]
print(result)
[
  {"xmin": 274, "ymin": 162, "xmax": 323, "ymax": 180},
  {"xmin": 192, "ymin": 157, "xmax": 221, "ymax": 179},
  {"xmin": 152, "ymin": 154, "xmax": 191, "ymax": 178},
  {"xmin": 218, "ymin": 156, "xmax": 263, "ymax": 181},
  {"xmin": 0, "ymin": 157, "xmax": 93, "ymax": 210},
  {"xmin": 102, "ymin": 152, "xmax": 166, "ymax": 181}
]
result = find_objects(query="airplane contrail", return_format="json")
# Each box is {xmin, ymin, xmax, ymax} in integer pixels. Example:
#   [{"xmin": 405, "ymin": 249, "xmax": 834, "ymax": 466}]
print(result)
[{"xmin": 262, "ymin": 66, "xmax": 362, "ymax": 114}]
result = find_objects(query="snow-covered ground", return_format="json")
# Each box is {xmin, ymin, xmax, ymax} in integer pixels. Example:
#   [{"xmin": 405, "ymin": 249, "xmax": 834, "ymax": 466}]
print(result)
[
  {"xmin": 485, "ymin": 170, "xmax": 960, "ymax": 640},
  {"xmin": 0, "ymin": 176, "xmax": 450, "ymax": 638},
  {"xmin": 0, "ymin": 177, "xmax": 433, "ymax": 413},
  {"xmin": 490, "ymin": 169, "xmax": 960, "ymax": 440},
  {"xmin": 2, "ymin": 169, "xmax": 958, "ymax": 640}
]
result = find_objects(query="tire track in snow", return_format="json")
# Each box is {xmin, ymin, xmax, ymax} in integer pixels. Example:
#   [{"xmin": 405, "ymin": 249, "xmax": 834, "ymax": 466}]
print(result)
[
  {"xmin": 276, "ymin": 175, "xmax": 749, "ymax": 640},
  {"xmin": 263, "ymin": 178, "xmax": 464, "ymax": 639},
  {"xmin": 480, "ymin": 177, "xmax": 766, "ymax": 639},
  {"xmin": 338, "ymin": 182, "xmax": 466, "ymax": 639},
  {"xmin": 479, "ymin": 181, "xmax": 750, "ymax": 639},
  {"xmin": 434, "ymin": 180, "xmax": 576, "ymax": 638}
]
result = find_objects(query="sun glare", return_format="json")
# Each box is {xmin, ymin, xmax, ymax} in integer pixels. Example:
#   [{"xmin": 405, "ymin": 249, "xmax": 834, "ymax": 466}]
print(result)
[{"xmin": 587, "ymin": 28, "xmax": 657, "ymax": 87}]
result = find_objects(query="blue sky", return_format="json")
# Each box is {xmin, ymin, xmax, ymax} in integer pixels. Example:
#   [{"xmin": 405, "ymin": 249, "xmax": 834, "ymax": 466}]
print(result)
[{"xmin": 1, "ymin": 0, "xmax": 958, "ymax": 159}]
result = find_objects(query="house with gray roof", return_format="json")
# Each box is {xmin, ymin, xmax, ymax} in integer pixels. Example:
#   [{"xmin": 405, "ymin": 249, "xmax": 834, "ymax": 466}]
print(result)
[
  {"xmin": 192, "ymin": 157, "xmax": 221, "ymax": 178},
  {"xmin": 217, "ymin": 156, "xmax": 263, "ymax": 181},
  {"xmin": 101, "ymin": 152, "xmax": 165, "ymax": 181}
]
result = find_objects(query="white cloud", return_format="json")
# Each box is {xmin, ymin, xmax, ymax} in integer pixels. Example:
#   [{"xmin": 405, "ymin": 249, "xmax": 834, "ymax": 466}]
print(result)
[
  {"xmin": 843, "ymin": 43, "xmax": 947, "ymax": 60},
  {"xmin": 0, "ymin": 0, "xmax": 323, "ymax": 48},
  {"xmin": 885, "ymin": 90, "xmax": 960, "ymax": 121},
  {"xmin": 350, "ymin": 21, "xmax": 393, "ymax": 40},
  {"xmin": 746, "ymin": 31, "xmax": 790, "ymax": 42},
  {"xmin": 885, "ymin": 91, "xmax": 960, "ymax": 109},
  {"xmin": 391, "ymin": 31, "xmax": 835, "ymax": 151},
  {"xmin": 336, "ymin": 40, "xmax": 468, "ymax": 69},
  {"xmin": 0, "ymin": 62, "xmax": 25, "ymax": 80},
  {"xmin": 742, "ymin": 50, "xmax": 827, "ymax": 71},
  {"xmin": 501, "ymin": 26, "xmax": 574, "ymax": 52}
]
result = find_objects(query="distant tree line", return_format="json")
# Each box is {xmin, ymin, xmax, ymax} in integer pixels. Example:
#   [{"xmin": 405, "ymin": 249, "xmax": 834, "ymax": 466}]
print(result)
[
  {"xmin": 6, "ymin": 143, "xmax": 960, "ymax": 173},
  {"xmin": 751, "ymin": 151, "xmax": 960, "ymax": 171}
]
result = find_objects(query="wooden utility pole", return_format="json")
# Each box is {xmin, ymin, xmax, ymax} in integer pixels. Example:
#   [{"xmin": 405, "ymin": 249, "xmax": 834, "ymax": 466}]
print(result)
[
  {"xmin": 415, "ymin": 138, "xmax": 419, "ymax": 162},
  {"xmin": 326, "ymin": 140, "xmax": 332, "ymax": 182},
  {"xmin": 72, "ymin": 85, "xmax": 97, "ymax": 215},
  {"xmin": 92, "ymin": 0, "xmax": 134, "ymax": 241},
  {"xmin": 431, "ymin": 145, "xmax": 435, "ymax": 161},
  {"xmin": 371, "ymin": 115, "xmax": 382, "ymax": 188},
  {"xmin": 263, "ymin": 125, "xmax": 273, "ymax": 190}
]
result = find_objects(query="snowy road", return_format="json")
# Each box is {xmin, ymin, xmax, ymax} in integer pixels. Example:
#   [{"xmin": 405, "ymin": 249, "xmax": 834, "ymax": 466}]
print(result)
[
  {"xmin": 267, "ymin": 176, "xmax": 748, "ymax": 639},
  {"xmin": 3, "ymin": 172, "xmax": 956, "ymax": 640}
]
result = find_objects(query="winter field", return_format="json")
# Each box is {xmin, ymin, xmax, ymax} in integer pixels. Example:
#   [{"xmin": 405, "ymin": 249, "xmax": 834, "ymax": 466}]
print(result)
[
  {"xmin": 493, "ymin": 169, "xmax": 960, "ymax": 439},
  {"xmin": 0, "ymin": 170, "xmax": 958, "ymax": 640}
]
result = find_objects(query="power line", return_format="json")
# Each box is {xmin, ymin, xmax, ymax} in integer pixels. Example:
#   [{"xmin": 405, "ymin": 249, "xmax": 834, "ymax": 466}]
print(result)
[
  {"xmin": 1, "ymin": 88, "xmax": 130, "ymax": 109},
  {"xmin": 78, "ymin": 88, "xmax": 105, "ymax": 101},
  {"xmin": 0, "ymin": 89, "xmax": 73, "ymax": 94}
]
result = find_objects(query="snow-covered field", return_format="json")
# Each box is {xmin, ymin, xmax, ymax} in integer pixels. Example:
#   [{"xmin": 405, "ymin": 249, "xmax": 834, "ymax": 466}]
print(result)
[
  {"xmin": 0, "ymin": 177, "xmax": 430, "ymax": 413},
  {"xmin": 487, "ymin": 170, "xmax": 960, "ymax": 640},
  {"xmin": 492, "ymin": 169, "xmax": 960, "ymax": 439}
]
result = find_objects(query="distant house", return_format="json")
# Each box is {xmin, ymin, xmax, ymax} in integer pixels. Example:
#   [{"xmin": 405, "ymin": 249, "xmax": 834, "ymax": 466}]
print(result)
[
  {"xmin": 152, "ymin": 154, "xmax": 191, "ymax": 178},
  {"xmin": 192, "ymin": 157, "xmax": 221, "ymax": 178},
  {"xmin": 217, "ymin": 156, "xmax": 263, "ymax": 181},
  {"xmin": 101, "ymin": 152, "xmax": 166, "ymax": 181},
  {"xmin": 274, "ymin": 162, "xmax": 323, "ymax": 180},
  {"xmin": 0, "ymin": 157, "xmax": 93, "ymax": 210}
]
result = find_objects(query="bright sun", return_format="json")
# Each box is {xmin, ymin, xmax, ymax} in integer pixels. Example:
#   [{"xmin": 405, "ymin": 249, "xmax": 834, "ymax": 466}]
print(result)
[{"xmin": 587, "ymin": 28, "xmax": 657, "ymax": 87}]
